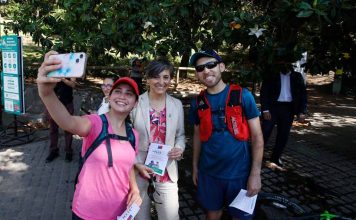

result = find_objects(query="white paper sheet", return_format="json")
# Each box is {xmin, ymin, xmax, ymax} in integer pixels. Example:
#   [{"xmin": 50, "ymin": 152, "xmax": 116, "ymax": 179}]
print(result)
[
  {"xmin": 117, "ymin": 203, "xmax": 140, "ymax": 220},
  {"xmin": 144, "ymin": 143, "xmax": 172, "ymax": 176},
  {"xmin": 229, "ymin": 189, "xmax": 258, "ymax": 215}
]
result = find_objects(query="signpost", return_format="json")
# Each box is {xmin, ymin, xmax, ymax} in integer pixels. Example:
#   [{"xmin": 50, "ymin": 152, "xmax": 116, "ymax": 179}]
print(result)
[
  {"xmin": 1, "ymin": 35, "xmax": 25, "ymax": 114},
  {"xmin": 1, "ymin": 35, "xmax": 34, "ymax": 147}
]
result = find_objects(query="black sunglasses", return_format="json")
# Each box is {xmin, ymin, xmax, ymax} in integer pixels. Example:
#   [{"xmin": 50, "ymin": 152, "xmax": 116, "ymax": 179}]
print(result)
[
  {"xmin": 147, "ymin": 174, "xmax": 162, "ymax": 204},
  {"xmin": 195, "ymin": 61, "xmax": 220, "ymax": 72}
]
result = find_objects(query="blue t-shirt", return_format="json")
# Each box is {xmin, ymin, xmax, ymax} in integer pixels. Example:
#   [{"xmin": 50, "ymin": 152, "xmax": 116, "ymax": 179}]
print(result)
[{"xmin": 189, "ymin": 85, "xmax": 260, "ymax": 180}]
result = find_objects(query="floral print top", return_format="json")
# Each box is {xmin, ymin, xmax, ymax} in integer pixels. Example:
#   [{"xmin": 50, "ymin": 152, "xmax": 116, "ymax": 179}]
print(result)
[{"xmin": 149, "ymin": 107, "xmax": 170, "ymax": 182}]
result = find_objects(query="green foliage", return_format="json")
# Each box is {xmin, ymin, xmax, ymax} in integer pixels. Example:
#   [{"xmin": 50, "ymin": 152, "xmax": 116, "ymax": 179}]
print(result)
[
  {"xmin": 2, "ymin": 0, "xmax": 355, "ymax": 81},
  {"xmin": 221, "ymin": 0, "xmax": 355, "ymax": 80}
]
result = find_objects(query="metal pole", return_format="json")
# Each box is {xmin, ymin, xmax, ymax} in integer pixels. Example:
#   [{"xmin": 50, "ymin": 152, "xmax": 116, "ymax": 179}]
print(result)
[
  {"xmin": 176, "ymin": 68, "xmax": 180, "ymax": 85},
  {"xmin": 14, "ymin": 115, "xmax": 17, "ymax": 137}
]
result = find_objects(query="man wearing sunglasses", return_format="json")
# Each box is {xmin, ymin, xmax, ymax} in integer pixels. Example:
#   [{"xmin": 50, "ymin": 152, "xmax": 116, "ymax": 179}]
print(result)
[{"xmin": 189, "ymin": 49, "xmax": 264, "ymax": 220}]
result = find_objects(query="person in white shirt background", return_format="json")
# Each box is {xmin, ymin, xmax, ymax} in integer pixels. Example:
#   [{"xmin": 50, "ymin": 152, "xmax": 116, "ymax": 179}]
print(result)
[
  {"xmin": 260, "ymin": 54, "xmax": 307, "ymax": 171},
  {"xmin": 96, "ymin": 77, "xmax": 114, "ymax": 115}
]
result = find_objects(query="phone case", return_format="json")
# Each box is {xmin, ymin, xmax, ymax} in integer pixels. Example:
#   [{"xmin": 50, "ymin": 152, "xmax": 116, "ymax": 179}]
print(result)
[{"xmin": 47, "ymin": 52, "xmax": 87, "ymax": 78}]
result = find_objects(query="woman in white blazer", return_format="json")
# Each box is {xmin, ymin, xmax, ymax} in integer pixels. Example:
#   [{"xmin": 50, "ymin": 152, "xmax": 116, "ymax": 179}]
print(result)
[{"xmin": 131, "ymin": 59, "xmax": 185, "ymax": 220}]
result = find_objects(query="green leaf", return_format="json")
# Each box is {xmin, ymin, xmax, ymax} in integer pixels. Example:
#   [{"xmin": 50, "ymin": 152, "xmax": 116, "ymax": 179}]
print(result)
[
  {"xmin": 331, "ymin": 8, "xmax": 336, "ymax": 17},
  {"xmin": 298, "ymin": 2, "xmax": 312, "ymax": 10},
  {"xmin": 296, "ymin": 10, "xmax": 314, "ymax": 18},
  {"xmin": 322, "ymin": 14, "xmax": 332, "ymax": 23},
  {"xmin": 180, "ymin": 8, "xmax": 189, "ymax": 17},
  {"xmin": 319, "ymin": 0, "xmax": 330, "ymax": 6},
  {"xmin": 159, "ymin": 2, "xmax": 174, "ymax": 7},
  {"xmin": 314, "ymin": 10, "xmax": 326, "ymax": 16},
  {"xmin": 282, "ymin": 0, "xmax": 292, "ymax": 7}
]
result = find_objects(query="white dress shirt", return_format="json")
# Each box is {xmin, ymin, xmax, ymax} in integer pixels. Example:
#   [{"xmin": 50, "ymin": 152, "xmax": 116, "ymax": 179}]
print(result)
[{"xmin": 277, "ymin": 72, "xmax": 292, "ymax": 102}]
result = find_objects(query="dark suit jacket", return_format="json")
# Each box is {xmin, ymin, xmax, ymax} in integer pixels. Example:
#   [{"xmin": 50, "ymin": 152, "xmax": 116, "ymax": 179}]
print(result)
[{"xmin": 260, "ymin": 71, "xmax": 307, "ymax": 115}]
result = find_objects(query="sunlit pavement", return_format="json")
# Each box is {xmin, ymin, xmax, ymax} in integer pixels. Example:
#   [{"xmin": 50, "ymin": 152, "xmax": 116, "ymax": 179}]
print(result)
[
  {"xmin": 0, "ymin": 137, "xmax": 78, "ymax": 220},
  {"xmin": 1, "ymin": 129, "xmax": 355, "ymax": 220},
  {"xmin": 0, "ymin": 130, "xmax": 356, "ymax": 220},
  {"xmin": 179, "ymin": 132, "xmax": 356, "ymax": 220}
]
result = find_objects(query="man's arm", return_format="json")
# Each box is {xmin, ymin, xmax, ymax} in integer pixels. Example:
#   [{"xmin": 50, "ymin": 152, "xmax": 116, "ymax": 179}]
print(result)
[
  {"xmin": 192, "ymin": 125, "xmax": 201, "ymax": 186},
  {"xmin": 260, "ymin": 79, "xmax": 273, "ymax": 120},
  {"xmin": 295, "ymin": 72, "xmax": 308, "ymax": 122},
  {"xmin": 299, "ymin": 74, "xmax": 307, "ymax": 117},
  {"xmin": 246, "ymin": 117, "xmax": 264, "ymax": 196},
  {"xmin": 260, "ymin": 78, "xmax": 271, "ymax": 112}
]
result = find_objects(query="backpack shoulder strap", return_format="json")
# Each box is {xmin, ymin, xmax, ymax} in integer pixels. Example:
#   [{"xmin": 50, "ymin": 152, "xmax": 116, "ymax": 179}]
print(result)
[
  {"xmin": 227, "ymin": 84, "xmax": 242, "ymax": 107},
  {"xmin": 75, "ymin": 114, "xmax": 108, "ymax": 184},
  {"xmin": 196, "ymin": 89, "xmax": 210, "ymax": 110},
  {"xmin": 104, "ymin": 120, "xmax": 136, "ymax": 166},
  {"xmin": 75, "ymin": 115, "xmax": 137, "ymax": 186},
  {"xmin": 106, "ymin": 121, "xmax": 135, "ymax": 151},
  {"xmin": 125, "ymin": 121, "xmax": 136, "ymax": 150},
  {"xmin": 82, "ymin": 114, "xmax": 109, "ymax": 162}
]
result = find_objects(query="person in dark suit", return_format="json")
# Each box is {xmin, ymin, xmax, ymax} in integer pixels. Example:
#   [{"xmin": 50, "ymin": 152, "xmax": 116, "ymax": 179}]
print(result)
[{"xmin": 260, "ymin": 58, "xmax": 307, "ymax": 171}]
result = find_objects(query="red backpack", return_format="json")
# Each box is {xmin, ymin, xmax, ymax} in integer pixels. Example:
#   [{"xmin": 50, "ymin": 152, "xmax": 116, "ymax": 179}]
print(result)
[{"xmin": 196, "ymin": 84, "xmax": 250, "ymax": 142}]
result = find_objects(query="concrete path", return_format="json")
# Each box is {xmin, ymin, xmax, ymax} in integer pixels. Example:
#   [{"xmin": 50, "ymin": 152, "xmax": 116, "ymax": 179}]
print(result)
[{"xmin": 1, "ymin": 130, "xmax": 355, "ymax": 220}]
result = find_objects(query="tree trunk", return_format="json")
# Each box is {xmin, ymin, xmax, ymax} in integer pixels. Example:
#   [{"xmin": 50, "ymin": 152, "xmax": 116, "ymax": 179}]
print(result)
[{"xmin": 179, "ymin": 51, "xmax": 190, "ymax": 79}]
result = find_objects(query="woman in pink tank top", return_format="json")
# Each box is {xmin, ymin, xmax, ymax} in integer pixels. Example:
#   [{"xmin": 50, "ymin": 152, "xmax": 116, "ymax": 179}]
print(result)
[{"xmin": 37, "ymin": 51, "xmax": 142, "ymax": 220}]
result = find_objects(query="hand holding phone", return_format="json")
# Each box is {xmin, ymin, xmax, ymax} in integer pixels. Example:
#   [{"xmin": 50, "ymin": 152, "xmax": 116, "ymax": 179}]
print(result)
[{"xmin": 47, "ymin": 52, "xmax": 87, "ymax": 78}]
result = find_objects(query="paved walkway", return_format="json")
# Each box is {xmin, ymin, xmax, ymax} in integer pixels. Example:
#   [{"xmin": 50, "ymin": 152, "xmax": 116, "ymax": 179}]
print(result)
[
  {"xmin": 0, "ymin": 137, "xmax": 78, "ymax": 220},
  {"xmin": 1, "ymin": 79, "xmax": 355, "ymax": 219},
  {"xmin": 1, "ymin": 128, "xmax": 355, "ymax": 219}
]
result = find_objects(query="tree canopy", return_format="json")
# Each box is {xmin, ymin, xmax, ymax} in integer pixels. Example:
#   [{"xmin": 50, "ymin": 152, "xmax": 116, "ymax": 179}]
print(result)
[{"xmin": 2, "ymin": 0, "xmax": 355, "ymax": 81}]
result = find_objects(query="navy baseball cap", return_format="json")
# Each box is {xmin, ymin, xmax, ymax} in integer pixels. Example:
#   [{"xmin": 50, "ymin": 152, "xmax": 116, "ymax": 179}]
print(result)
[{"xmin": 189, "ymin": 49, "xmax": 222, "ymax": 66}]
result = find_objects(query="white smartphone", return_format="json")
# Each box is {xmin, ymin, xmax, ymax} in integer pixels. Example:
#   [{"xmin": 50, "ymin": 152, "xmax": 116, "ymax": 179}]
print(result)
[{"xmin": 47, "ymin": 52, "xmax": 87, "ymax": 78}]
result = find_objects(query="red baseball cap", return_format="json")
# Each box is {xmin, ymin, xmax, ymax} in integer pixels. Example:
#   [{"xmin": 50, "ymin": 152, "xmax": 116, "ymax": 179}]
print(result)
[{"xmin": 110, "ymin": 77, "xmax": 139, "ymax": 97}]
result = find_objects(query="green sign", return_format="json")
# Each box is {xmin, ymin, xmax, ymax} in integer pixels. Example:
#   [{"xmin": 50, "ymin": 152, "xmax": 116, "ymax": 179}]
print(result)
[{"xmin": 1, "ymin": 35, "xmax": 25, "ymax": 115}]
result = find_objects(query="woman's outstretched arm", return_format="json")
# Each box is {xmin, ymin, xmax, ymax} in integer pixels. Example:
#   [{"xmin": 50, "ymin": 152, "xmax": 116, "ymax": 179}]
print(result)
[{"xmin": 37, "ymin": 51, "xmax": 91, "ymax": 137}]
